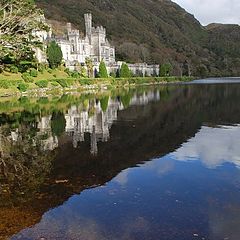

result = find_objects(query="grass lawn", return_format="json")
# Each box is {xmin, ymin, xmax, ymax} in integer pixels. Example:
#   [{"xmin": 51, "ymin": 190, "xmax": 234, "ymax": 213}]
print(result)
[{"xmin": 0, "ymin": 69, "xmax": 69, "ymax": 81}]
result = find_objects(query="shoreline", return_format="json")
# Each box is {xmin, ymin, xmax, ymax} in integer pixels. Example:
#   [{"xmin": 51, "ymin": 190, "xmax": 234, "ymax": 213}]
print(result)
[{"xmin": 0, "ymin": 76, "xmax": 194, "ymax": 98}]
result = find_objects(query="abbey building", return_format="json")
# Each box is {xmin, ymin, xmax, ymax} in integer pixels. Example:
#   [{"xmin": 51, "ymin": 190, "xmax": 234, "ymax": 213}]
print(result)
[{"xmin": 56, "ymin": 14, "xmax": 116, "ymax": 68}]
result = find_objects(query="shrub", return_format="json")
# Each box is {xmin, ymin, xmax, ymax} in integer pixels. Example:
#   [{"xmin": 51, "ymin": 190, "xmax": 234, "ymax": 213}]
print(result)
[
  {"xmin": 51, "ymin": 81, "xmax": 60, "ymax": 87},
  {"xmin": 64, "ymin": 68, "xmax": 71, "ymax": 76},
  {"xmin": 110, "ymin": 72, "xmax": 116, "ymax": 78},
  {"xmin": 29, "ymin": 68, "xmax": 38, "ymax": 77},
  {"xmin": 47, "ymin": 68, "xmax": 53, "ymax": 74},
  {"xmin": 10, "ymin": 65, "xmax": 18, "ymax": 74},
  {"xmin": 56, "ymin": 79, "xmax": 74, "ymax": 88},
  {"xmin": 79, "ymin": 78, "xmax": 92, "ymax": 85},
  {"xmin": 0, "ymin": 80, "xmax": 11, "ymax": 89},
  {"xmin": 35, "ymin": 80, "xmax": 48, "ymax": 88},
  {"xmin": 18, "ymin": 61, "xmax": 33, "ymax": 73},
  {"xmin": 38, "ymin": 64, "xmax": 45, "ymax": 73},
  {"xmin": 11, "ymin": 80, "xmax": 23, "ymax": 87},
  {"xmin": 21, "ymin": 72, "xmax": 34, "ymax": 83},
  {"xmin": 37, "ymin": 97, "xmax": 49, "ymax": 104},
  {"xmin": 4, "ymin": 67, "xmax": 11, "ymax": 73},
  {"xmin": 18, "ymin": 83, "xmax": 29, "ymax": 92},
  {"xmin": 71, "ymin": 71, "xmax": 80, "ymax": 78}
]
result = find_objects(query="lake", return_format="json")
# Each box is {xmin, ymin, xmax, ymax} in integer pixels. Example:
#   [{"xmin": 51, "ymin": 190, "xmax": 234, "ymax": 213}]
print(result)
[{"xmin": 1, "ymin": 79, "xmax": 240, "ymax": 240}]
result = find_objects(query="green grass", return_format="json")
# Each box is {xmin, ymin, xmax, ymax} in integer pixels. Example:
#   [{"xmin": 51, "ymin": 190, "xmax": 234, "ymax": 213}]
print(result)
[
  {"xmin": 0, "ymin": 72, "xmax": 23, "ymax": 81},
  {"xmin": 35, "ymin": 69, "xmax": 69, "ymax": 80},
  {"xmin": 0, "ymin": 69, "xmax": 69, "ymax": 81}
]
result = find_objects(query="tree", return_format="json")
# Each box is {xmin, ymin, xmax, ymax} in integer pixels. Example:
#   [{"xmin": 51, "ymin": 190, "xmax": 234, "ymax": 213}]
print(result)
[
  {"xmin": 0, "ymin": 0, "xmax": 48, "ymax": 65},
  {"xmin": 160, "ymin": 63, "xmax": 173, "ymax": 77},
  {"xmin": 196, "ymin": 64, "xmax": 208, "ymax": 78},
  {"xmin": 85, "ymin": 57, "xmax": 93, "ymax": 78},
  {"xmin": 80, "ymin": 65, "xmax": 87, "ymax": 77},
  {"xmin": 46, "ymin": 41, "xmax": 63, "ymax": 69},
  {"xmin": 99, "ymin": 60, "xmax": 108, "ymax": 78},
  {"xmin": 120, "ymin": 63, "xmax": 132, "ymax": 78}
]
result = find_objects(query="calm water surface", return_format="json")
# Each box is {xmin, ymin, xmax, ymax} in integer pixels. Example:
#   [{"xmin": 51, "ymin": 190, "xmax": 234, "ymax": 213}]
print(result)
[{"xmin": 1, "ymin": 80, "xmax": 240, "ymax": 240}]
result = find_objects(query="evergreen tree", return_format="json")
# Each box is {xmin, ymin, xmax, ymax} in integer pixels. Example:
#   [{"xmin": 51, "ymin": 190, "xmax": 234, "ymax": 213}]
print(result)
[
  {"xmin": 46, "ymin": 41, "xmax": 63, "ymax": 69},
  {"xmin": 99, "ymin": 60, "xmax": 108, "ymax": 78},
  {"xmin": 0, "ymin": 0, "xmax": 48, "ymax": 66},
  {"xmin": 120, "ymin": 63, "xmax": 132, "ymax": 78}
]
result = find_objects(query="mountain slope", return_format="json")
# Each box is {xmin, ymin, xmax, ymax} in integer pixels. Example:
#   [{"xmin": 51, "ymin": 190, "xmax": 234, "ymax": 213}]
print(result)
[{"xmin": 36, "ymin": 0, "xmax": 240, "ymax": 76}]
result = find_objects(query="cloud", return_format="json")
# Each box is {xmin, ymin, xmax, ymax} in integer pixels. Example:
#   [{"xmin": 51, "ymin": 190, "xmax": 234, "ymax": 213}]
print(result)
[
  {"xmin": 171, "ymin": 125, "xmax": 240, "ymax": 168},
  {"xmin": 114, "ymin": 169, "xmax": 130, "ymax": 185},
  {"xmin": 143, "ymin": 157, "xmax": 175, "ymax": 176},
  {"xmin": 172, "ymin": 0, "xmax": 240, "ymax": 25}
]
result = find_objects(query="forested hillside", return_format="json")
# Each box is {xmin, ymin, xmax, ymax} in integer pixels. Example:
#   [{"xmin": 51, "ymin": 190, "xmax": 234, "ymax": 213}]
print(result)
[{"xmin": 36, "ymin": 0, "xmax": 240, "ymax": 76}]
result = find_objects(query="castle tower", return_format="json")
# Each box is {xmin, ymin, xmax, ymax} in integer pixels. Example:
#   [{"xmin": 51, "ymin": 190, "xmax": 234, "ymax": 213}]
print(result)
[
  {"xmin": 84, "ymin": 13, "xmax": 92, "ymax": 43},
  {"xmin": 67, "ymin": 23, "xmax": 72, "ymax": 33}
]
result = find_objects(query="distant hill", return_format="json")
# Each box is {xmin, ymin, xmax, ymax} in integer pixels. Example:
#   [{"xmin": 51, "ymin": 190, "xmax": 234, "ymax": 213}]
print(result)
[{"xmin": 36, "ymin": 0, "xmax": 240, "ymax": 77}]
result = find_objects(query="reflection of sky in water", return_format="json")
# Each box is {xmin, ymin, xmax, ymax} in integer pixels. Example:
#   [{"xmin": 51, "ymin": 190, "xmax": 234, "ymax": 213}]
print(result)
[
  {"xmin": 11, "ymin": 125, "xmax": 240, "ymax": 240},
  {"xmin": 192, "ymin": 78, "xmax": 240, "ymax": 84},
  {"xmin": 172, "ymin": 125, "xmax": 240, "ymax": 168}
]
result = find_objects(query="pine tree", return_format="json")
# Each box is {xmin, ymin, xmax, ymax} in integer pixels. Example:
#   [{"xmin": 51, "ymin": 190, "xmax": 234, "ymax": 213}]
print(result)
[
  {"xmin": 99, "ymin": 60, "xmax": 108, "ymax": 78},
  {"xmin": 120, "ymin": 63, "xmax": 132, "ymax": 78},
  {"xmin": 46, "ymin": 41, "xmax": 63, "ymax": 69}
]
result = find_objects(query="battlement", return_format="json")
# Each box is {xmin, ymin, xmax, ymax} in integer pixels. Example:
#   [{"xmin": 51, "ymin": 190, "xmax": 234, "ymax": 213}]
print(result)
[
  {"xmin": 84, "ymin": 13, "xmax": 92, "ymax": 22},
  {"xmin": 66, "ymin": 23, "xmax": 80, "ymax": 36},
  {"xmin": 92, "ymin": 26, "xmax": 106, "ymax": 35},
  {"xmin": 68, "ymin": 30, "xmax": 80, "ymax": 36}
]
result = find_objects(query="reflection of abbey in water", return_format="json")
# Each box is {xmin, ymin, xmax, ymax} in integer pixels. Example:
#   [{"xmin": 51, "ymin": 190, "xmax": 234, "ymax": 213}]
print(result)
[
  {"xmin": 65, "ymin": 98, "xmax": 124, "ymax": 155},
  {"xmin": 8, "ymin": 91, "xmax": 160, "ymax": 155}
]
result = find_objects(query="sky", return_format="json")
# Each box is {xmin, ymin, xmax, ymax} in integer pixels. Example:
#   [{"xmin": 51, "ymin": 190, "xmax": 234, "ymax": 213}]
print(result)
[{"xmin": 172, "ymin": 0, "xmax": 240, "ymax": 26}]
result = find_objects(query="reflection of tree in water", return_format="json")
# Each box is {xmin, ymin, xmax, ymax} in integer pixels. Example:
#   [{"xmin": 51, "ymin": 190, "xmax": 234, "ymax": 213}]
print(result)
[
  {"xmin": 0, "ymin": 124, "xmax": 55, "ymax": 205},
  {"xmin": 100, "ymin": 96, "xmax": 109, "ymax": 112},
  {"xmin": 51, "ymin": 112, "xmax": 66, "ymax": 137}
]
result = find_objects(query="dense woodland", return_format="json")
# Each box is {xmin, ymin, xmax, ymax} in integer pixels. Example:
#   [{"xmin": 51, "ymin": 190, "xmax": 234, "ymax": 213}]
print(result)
[{"xmin": 36, "ymin": 0, "xmax": 240, "ymax": 77}]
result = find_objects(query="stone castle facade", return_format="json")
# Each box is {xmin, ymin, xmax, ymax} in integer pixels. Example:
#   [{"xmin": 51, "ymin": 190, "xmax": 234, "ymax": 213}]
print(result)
[{"xmin": 56, "ymin": 14, "xmax": 116, "ymax": 68}]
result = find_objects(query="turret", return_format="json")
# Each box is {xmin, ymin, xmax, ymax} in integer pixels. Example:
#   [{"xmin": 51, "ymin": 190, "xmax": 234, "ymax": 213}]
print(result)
[
  {"xmin": 67, "ymin": 23, "xmax": 72, "ymax": 33},
  {"xmin": 84, "ymin": 13, "xmax": 92, "ymax": 43}
]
